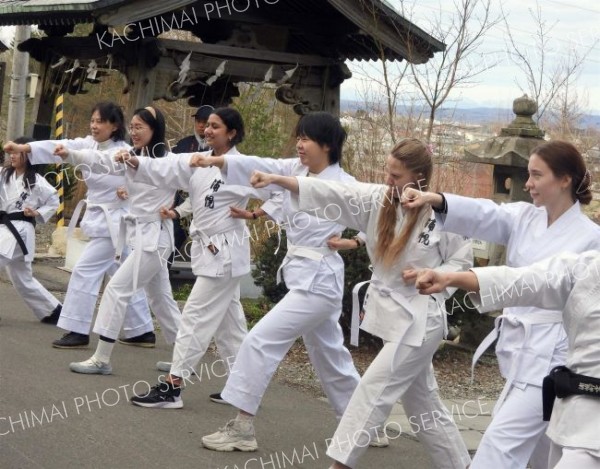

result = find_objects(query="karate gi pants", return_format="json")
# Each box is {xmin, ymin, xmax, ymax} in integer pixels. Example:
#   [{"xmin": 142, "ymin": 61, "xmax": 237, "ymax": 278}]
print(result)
[
  {"xmin": 169, "ymin": 255, "xmax": 247, "ymax": 378},
  {"xmin": 58, "ymin": 237, "xmax": 153, "ymax": 338},
  {"xmin": 327, "ymin": 309, "xmax": 470, "ymax": 469},
  {"xmin": 471, "ymin": 384, "xmax": 550, "ymax": 469},
  {"xmin": 549, "ymin": 444, "xmax": 600, "ymax": 469},
  {"xmin": 222, "ymin": 289, "xmax": 360, "ymax": 418},
  {"xmin": 2, "ymin": 254, "xmax": 60, "ymax": 319},
  {"xmin": 93, "ymin": 247, "xmax": 180, "ymax": 344}
]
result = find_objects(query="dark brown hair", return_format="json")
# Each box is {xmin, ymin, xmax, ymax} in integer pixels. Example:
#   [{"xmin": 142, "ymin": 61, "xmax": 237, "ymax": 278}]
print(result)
[
  {"xmin": 375, "ymin": 139, "xmax": 433, "ymax": 268},
  {"xmin": 531, "ymin": 140, "xmax": 592, "ymax": 205}
]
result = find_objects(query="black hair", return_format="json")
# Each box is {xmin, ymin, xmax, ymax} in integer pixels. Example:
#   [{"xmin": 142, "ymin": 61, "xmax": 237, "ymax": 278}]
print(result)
[
  {"xmin": 2, "ymin": 136, "xmax": 38, "ymax": 189},
  {"xmin": 90, "ymin": 101, "xmax": 126, "ymax": 142},
  {"xmin": 294, "ymin": 112, "xmax": 347, "ymax": 165},
  {"xmin": 211, "ymin": 107, "xmax": 245, "ymax": 146},
  {"xmin": 131, "ymin": 106, "xmax": 167, "ymax": 158}
]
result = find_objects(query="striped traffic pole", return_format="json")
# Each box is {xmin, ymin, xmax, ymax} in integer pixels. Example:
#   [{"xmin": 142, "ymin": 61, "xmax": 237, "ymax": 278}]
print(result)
[{"xmin": 55, "ymin": 94, "xmax": 65, "ymax": 227}]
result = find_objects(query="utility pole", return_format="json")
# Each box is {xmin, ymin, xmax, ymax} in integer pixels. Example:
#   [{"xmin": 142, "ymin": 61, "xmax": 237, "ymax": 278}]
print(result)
[{"xmin": 6, "ymin": 25, "xmax": 31, "ymax": 140}]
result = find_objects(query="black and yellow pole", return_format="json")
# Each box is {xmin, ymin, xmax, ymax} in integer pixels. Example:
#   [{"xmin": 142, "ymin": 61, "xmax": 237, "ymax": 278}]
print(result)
[{"xmin": 55, "ymin": 94, "xmax": 64, "ymax": 227}]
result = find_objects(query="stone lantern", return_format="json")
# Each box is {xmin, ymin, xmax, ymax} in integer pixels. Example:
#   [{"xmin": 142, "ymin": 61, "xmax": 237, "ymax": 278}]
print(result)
[
  {"xmin": 464, "ymin": 95, "xmax": 546, "ymax": 204},
  {"xmin": 462, "ymin": 95, "xmax": 546, "ymax": 268}
]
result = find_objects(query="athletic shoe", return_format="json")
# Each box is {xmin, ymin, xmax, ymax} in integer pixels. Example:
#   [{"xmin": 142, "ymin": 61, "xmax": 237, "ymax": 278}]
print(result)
[
  {"xmin": 202, "ymin": 419, "xmax": 258, "ymax": 452},
  {"xmin": 69, "ymin": 357, "xmax": 112, "ymax": 375},
  {"xmin": 156, "ymin": 361, "xmax": 172, "ymax": 372},
  {"xmin": 41, "ymin": 304, "xmax": 62, "ymax": 325},
  {"xmin": 130, "ymin": 382, "xmax": 183, "ymax": 409},
  {"xmin": 118, "ymin": 331, "xmax": 156, "ymax": 348},
  {"xmin": 53, "ymin": 332, "xmax": 89, "ymax": 348},
  {"xmin": 209, "ymin": 392, "xmax": 228, "ymax": 405},
  {"xmin": 369, "ymin": 429, "xmax": 389, "ymax": 448}
]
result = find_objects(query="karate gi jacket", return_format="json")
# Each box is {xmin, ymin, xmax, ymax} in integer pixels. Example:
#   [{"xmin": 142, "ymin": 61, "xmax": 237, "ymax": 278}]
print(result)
[
  {"xmin": 133, "ymin": 148, "xmax": 278, "ymax": 278},
  {"xmin": 438, "ymin": 194, "xmax": 600, "ymax": 389},
  {"xmin": 295, "ymin": 178, "xmax": 473, "ymax": 345},
  {"xmin": 29, "ymin": 136, "xmax": 130, "ymax": 242},
  {"xmin": 472, "ymin": 251, "xmax": 600, "ymax": 451},
  {"xmin": 0, "ymin": 172, "xmax": 58, "ymax": 262}
]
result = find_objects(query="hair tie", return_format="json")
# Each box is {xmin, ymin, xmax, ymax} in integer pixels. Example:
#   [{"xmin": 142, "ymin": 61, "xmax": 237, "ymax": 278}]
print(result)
[
  {"xmin": 576, "ymin": 169, "xmax": 592, "ymax": 195},
  {"xmin": 144, "ymin": 106, "xmax": 157, "ymax": 119}
]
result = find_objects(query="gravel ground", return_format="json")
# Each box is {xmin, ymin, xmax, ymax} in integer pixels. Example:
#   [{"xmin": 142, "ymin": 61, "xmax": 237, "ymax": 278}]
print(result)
[
  {"xmin": 275, "ymin": 340, "xmax": 504, "ymax": 402},
  {"xmin": 35, "ymin": 222, "xmax": 505, "ymax": 402}
]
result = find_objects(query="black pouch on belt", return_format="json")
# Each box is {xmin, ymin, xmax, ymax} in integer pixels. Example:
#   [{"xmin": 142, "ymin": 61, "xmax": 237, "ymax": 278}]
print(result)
[{"xmin": 542, "ymin": 365, "xmax": 600, "ymax": 421}]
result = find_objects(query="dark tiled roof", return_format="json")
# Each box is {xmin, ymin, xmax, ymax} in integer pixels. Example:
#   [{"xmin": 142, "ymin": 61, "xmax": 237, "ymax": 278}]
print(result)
[
  {"xmin": 0, "ymin": 0, "xmax": 125, "ymax": 25},
  {"xmin": 0, "ymin": 0, "xmax": 444, "ymax": 62}
]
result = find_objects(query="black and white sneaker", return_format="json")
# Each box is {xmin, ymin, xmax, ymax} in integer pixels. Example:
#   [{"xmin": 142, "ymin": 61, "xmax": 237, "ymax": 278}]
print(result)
[
  {"xmin": 130, "ymin": 382, "xmax": 183, "ymax": 409},
  {"xmin": 118, "ymin": 331, "xmax": 156, "ymax": 348},
  {"xmin": 209, "ymin": 392, "xmax": 228, "ymax": 405},
  {"xmin": 52, "ymin": 332, "xmax": 89, "ymax": 349}
]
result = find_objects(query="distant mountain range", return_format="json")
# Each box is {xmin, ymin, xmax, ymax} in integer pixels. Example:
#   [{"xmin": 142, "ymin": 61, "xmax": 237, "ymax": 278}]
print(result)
[{"xmin": 340, "ymin": 100, "xmax": 600, "ymax": 129}]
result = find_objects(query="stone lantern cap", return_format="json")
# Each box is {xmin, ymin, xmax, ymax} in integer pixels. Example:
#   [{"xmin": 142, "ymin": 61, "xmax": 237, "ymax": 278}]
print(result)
[
  {"xmin": 500, "ymin": 95, "xmax": 545, "ymax": 138},
  {"xmin": 463, "ymin": 94, "xmax": 546, "ymax": 168}
]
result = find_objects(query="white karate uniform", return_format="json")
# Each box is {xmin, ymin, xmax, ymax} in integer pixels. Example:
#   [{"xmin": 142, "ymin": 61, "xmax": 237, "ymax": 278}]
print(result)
[
  {"xmin": 65, "ymin": 148, "xmax": 181, "ymax": 344},
  {"xmin": 132, "ymin": 149, "xmax": 278, "ymax": 378},
  {"xmin": 218, "ymin": 155, "xmax": 361, "ymax": 418},
  {"xmin": 294, "ymin": 178, "xmax": 472, "ymax": 469},
  {"xmin": 438, "ymin": 194, "xmax": 600, "ymax": 469},
  {"xmin": 28, "ymin": 137, "xmax": 153, "ymax": 338},
  {"xmin": 0, "ymin": 171, "xmax": 61, "ymax": 318},
  {"xmin": 470, "ymin": 251, "xmax": 600, "ymax": 468}
]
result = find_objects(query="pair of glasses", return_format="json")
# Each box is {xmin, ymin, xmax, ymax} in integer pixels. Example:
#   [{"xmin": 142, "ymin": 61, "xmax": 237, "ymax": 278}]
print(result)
[{"xmin": 128, "ymin": 125, "xmax": 150, "ymax": 134}]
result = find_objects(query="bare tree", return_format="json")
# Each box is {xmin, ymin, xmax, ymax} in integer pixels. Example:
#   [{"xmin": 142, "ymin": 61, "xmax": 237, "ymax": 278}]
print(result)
[
  {"xmin": 403, "ymin": 0, "xmax": 501, "ymax": 142},
  {"xmin": 502, "ymin": 0, "xmax": 598, "ymax": 124}
]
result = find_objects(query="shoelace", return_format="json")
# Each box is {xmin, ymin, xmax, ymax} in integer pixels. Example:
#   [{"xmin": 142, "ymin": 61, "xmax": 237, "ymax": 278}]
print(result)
[{"xmin": 218, "ymin": 420, "xmax": 237, "ymax": 434}]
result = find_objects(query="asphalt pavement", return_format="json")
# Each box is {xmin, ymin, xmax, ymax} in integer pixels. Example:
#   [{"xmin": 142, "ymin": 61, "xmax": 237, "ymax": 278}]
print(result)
[{"xmin": 0, "ymin": 257, "xmax": 433, "ymax": 469}]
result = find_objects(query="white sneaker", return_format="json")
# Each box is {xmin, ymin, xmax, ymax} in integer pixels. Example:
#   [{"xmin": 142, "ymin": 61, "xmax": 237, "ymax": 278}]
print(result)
[
  {"xmin": 70, "ymin": 357, "xmax": 112, "ymax": 375},
  {"xmin": 369, "ymin": 429, "xmax": 389, "ymax": 448},
  {"xmin": 202, "ymin": 419, "xmax": 258, "ymax": 452}
]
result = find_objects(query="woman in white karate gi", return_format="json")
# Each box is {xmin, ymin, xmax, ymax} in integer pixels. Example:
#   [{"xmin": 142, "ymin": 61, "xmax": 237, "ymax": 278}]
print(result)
[
  {"xmin": 109, "ymin": 107, "xmax": 278, "ymax": 408},
  {"xmin": 403, "ymin": 140, "xmax": 600, "ymax": 469},
  {"xmin": 0, "ymin": 137, "xmax": 61, "ymax": 322},
  {"xmin": 249, "ymin": 138, "xmax": 472, "ymax": 469},
  {"xmin": 189, "ymin": 112, "xmax": 361, "ymax": 452},
  {"xmin": 54, "ymin": 106, "xmax": 181, "ymax": 375},
  {"xmin": 416, "ymin": 250, "xmax": 600, "ymax": 469},
  {"xmin": 4, "ymin": 102, "xmax": 154, "ymax": 348}
]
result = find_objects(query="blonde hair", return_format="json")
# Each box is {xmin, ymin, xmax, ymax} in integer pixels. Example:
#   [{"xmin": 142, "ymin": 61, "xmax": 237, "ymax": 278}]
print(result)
[{"xmin": 374, "ymin": 139, "xmax": 433, "ymax": 269}]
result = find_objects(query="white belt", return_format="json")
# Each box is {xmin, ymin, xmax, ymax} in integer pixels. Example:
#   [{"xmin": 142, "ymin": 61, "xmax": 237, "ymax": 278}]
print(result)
[
  {"xmin": 276, "ymin": 242, "xmax": 335, "ymax": 284},
  {"xmin": 115, "ymin": 213, "xmax": 163, "ymax": 291},
  {"xmin": 350, "ymin": 277, "xmax": 419, "ymax": 346},
  {"xmin": 68, "ymin": 199, "xmax": 127, "ymax": 248},
  {"xmin": 471, "ymin": 310, "xmax": 563, "ymax": 415},
  {"xmin": 189, "ymin": 217, "xmax": 241, "ymax": 247}
]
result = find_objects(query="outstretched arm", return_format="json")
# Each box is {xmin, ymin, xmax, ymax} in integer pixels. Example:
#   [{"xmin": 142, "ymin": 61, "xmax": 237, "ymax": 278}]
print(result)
[
  {"xmin": 416, "ymin": 269, "xmax": 479, "ymax": 295},
  {"xmin": 250, "ymin": 171, "xmax": 299, "ymax": 193},
  {"xmin": 417, "ymin": 251, "xmax": 595, "ymax": 313},
  {"xmin": 189, "ymin": 153, "xmax": 225, "ymax": 169}
]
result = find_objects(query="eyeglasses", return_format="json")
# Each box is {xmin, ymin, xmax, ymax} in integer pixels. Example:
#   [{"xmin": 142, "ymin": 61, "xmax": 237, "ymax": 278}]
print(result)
[{"xmin": 128, "ymin": 125, "xmax": 150, "ymax": 134}]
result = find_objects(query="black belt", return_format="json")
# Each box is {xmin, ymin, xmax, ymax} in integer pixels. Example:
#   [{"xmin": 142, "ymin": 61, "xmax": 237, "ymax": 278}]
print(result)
[
  {"xmin": 542, "ymin": 365, "xmax": 600, "ymax": 421},
  {"xmin": 0, "ymin": 211, "xmax": 36, "ymax": 256}
]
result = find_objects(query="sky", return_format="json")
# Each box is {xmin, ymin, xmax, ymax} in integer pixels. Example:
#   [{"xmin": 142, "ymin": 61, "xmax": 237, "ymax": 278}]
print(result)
[
  {"xmin": 341, "ymin": 0, "xmax": 600, "ymax": 113},
  {"xmin": 1, "ymin": 0, "xmax": 599, "ymax": 113}
]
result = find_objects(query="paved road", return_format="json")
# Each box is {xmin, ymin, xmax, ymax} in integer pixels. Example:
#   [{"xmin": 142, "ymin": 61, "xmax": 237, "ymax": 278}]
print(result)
[{"xmin": 0, "ymin": 259, "xmax": 432, "ymax": 469}]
